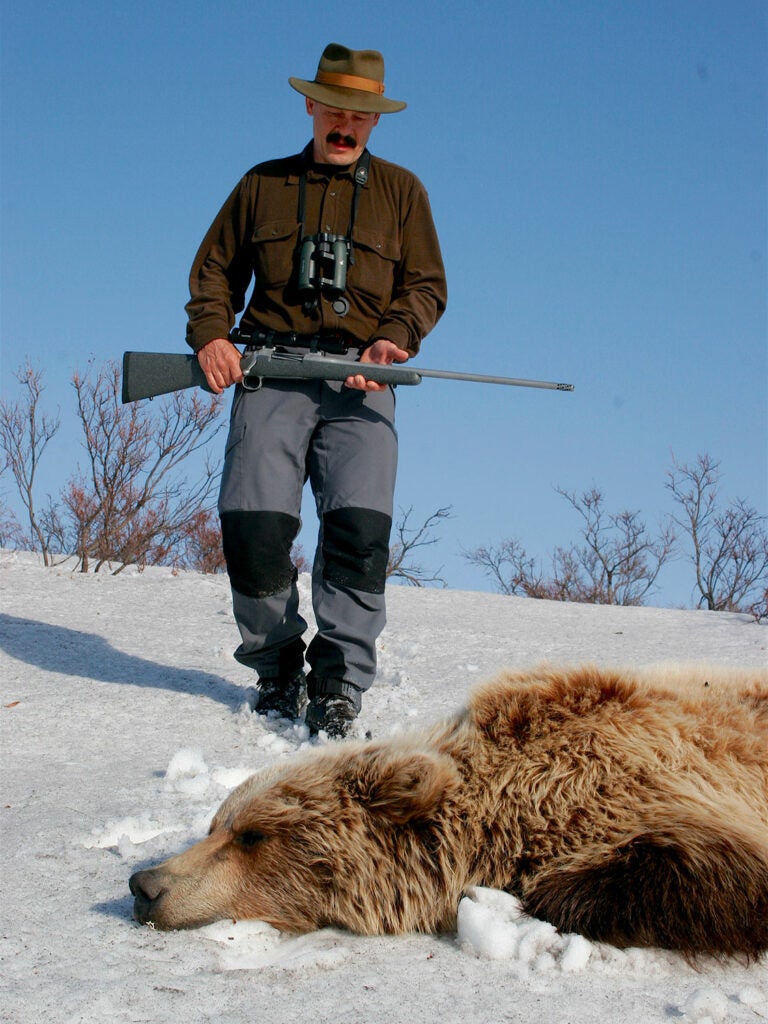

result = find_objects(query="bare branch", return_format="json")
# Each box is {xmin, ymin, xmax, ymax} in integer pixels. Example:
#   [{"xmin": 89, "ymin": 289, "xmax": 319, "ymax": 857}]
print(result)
[
  {"xmin": 463, "ymin": 538, "xmax": 553, "ymax": 597},
  {"xmin": 0, "ymin": 497, "xmax": 26, "ymax": 550},
  {"xmin": 387, "ymin": 505, "xmax": 453, "ymax": 587}
]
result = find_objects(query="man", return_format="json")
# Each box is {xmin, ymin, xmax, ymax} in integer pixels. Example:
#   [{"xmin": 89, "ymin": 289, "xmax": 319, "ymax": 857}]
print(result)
[{"xmin": 186, "ymin": 43, "xmax": 446, "ymax": 738}]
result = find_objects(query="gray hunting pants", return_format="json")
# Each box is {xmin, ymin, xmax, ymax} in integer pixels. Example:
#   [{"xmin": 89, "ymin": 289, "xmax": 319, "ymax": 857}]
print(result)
[{"xmin": 218, "ymin": 375, "xmax": 398, "ymax": 702}]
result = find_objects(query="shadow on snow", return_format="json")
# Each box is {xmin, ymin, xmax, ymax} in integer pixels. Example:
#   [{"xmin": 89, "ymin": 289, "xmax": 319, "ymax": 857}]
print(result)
[{"xmin": 0, "ymin": 612, "xmax": 246, "ymax": 708}]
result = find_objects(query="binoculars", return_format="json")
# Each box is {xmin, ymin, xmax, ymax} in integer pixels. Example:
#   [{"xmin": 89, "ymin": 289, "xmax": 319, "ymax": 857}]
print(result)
[{"xmin": 297, "ymin": 232, "xmax": 349, "ymax": 298}]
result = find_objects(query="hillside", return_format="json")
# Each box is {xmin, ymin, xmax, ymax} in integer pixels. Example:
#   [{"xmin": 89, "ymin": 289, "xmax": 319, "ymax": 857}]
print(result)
[{"xmin": 1, "ymin": 551, "xmax": 766, "ymax": 1024}]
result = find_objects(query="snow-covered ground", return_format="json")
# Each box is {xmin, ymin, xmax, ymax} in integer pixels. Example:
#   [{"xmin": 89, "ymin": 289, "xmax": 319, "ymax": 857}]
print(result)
[{"xmin": 1, "ymin": 550, "xmax": 766, "ymax": 1024}]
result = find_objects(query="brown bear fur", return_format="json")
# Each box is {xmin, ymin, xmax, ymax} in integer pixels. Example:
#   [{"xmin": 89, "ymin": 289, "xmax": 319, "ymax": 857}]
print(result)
[{"xmin": 130, "ymin": 663, "xmax": 768, "ymax": 959}]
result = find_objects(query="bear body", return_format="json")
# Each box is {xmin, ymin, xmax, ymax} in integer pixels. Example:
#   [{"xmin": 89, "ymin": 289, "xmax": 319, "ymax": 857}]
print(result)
[{"xmin": 130, "ymin": 664, "xmax": 768, "ymax": 958}]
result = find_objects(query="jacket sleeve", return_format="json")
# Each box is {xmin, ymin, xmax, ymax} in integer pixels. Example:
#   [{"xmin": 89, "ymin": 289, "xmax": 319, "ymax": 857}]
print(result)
[
  {"xmin": 370, "ymin": 181, "xmax": 447, "ymax": 356},
  {"xmin": 185, "ymin": 175, "xmax": 256, "ymax": 352}
]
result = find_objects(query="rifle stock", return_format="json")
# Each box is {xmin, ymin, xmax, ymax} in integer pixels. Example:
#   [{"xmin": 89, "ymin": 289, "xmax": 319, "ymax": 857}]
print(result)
[
  {"xmin": 122, "ymin": 351, "xmax": 214, "ymax": 403},
  {"xmin": 121, "ymin": 349, "xmax": 574, "ymax": 404}
]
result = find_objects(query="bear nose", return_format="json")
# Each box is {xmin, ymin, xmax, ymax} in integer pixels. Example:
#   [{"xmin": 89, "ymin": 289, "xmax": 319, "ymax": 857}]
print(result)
[{"xmin": 130, "ymin": 869, "xmax": 168, "ymax": 922}]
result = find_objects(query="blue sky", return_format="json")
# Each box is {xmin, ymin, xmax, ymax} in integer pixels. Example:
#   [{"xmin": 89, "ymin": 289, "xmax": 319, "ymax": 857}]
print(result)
[{"xmin": 2, "ymin": 0, "xmax": 766, "ymax": 606}]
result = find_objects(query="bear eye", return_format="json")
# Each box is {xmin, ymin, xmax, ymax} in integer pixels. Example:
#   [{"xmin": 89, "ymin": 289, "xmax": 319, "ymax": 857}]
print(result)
[{"xmin": 236, "ymin": 829, "xmax": 266, "ymax": 851}]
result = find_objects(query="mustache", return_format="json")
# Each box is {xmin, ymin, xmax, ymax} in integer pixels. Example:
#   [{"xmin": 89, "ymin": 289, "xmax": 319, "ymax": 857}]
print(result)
[{"xmin": 327, "ymin": 131, "xmax": 357, "ymax": 148}]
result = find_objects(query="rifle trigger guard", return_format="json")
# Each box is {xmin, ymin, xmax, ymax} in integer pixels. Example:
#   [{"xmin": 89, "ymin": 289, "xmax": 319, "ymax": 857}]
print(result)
[{"xmin": 242, "ymin": 375, "xmax": 263, "ymax": 392}]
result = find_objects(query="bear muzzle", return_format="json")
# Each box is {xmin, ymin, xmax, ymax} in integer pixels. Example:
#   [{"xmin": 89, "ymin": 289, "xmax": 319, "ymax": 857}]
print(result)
[{"xmin": 129, "ymin": 867, "xmax": 214, "ymax": 930}]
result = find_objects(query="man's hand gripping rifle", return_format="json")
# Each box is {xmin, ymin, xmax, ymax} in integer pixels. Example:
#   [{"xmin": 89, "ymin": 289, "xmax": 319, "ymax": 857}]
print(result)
[{"xmin": 121, "ymin": 336, "xmax": 575, "ymax": 404}]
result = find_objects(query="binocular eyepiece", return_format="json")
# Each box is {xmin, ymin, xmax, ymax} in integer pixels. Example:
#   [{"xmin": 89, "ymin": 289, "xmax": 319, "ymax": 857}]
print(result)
[{"xmin": 298, "ymin": 232, "xmax": 349, "ymax": 299}]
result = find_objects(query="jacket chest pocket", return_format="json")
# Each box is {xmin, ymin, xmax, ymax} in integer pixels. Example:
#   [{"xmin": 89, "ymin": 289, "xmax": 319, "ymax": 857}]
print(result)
[
  {"xmin": 252, "ymin": 221, "xmax": 300, "ymax": 288},
  {"xmin": 348, "ymin": 227, "xmax": 401, "ymax": 306}
]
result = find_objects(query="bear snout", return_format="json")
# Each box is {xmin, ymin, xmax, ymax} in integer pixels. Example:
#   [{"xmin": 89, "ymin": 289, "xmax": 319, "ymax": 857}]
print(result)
[{"xmin": 129, "ymin": 869, "xmax": 167, "ymax": 925}]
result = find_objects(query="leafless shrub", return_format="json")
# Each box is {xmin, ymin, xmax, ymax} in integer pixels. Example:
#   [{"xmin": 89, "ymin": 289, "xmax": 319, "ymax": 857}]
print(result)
[
  {"xmin": 554, "ymin": 487, "xmax": 675, "ymax": 605},
  {"xmin": 168, "ymin": 508, "xmax": 226, "ymax": 574},
  {"xmin": 749, "ymin": 588, "xmax": 768, "ymax": 624},
  {"xmin": 462, "ymin": 538, "xmax": 552, "ymax": 598},
  {"xmin": 465, "ymin": 488, "xmax": 674, "ymax": 606},
  {"xmin": 64, "ymin": 360, "xmax": 223, "ymax": 573},
  {"xmin": 0, "ymin": 497, "xmax": 26, "ymax": 550},
  {"xmin": 0, "ymin": 363, "xmax": 61, "ymax": 564},
  {"xmin": 666, "ymin": 453, "xmax": 768, "ymax": 612},
  {"xmin": 291, "ymin": 543, "xmax": 311, "ymax": 575}
]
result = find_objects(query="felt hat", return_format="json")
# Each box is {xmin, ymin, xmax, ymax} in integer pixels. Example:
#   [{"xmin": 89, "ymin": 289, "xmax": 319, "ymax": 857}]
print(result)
[{"xmin": 289, "ymin": 43, "xmax": 406, "ymax": 114}]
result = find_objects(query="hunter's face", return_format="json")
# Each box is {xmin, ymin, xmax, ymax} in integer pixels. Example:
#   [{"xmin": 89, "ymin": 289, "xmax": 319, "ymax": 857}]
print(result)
[{"xmin": 306, "ymin": 99, "xmax": 380, "ymax": 166}]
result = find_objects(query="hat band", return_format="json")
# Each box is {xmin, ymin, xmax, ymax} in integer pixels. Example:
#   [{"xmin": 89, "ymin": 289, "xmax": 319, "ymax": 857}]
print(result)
[{"xmin": 315, "ymin": 70, "xmax": 385, "ymax": 96}]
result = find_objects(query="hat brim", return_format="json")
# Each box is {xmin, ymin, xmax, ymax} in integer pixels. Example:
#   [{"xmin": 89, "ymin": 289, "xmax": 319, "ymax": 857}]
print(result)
[{"xmin": 289, "ymin": 77, "xmax": 406, "ymax": 114}]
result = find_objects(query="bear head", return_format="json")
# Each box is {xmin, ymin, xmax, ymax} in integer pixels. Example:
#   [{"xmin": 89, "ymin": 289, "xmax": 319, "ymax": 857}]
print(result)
[{"xmin": 130, "ymin": 741, "xmax": 462, "ymax": 933}]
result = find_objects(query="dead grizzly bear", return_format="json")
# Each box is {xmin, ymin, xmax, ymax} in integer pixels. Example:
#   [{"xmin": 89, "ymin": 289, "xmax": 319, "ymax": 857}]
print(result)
[{"xmin": 130, "ymin": 664, "xmax": 768, "ymax": 959}]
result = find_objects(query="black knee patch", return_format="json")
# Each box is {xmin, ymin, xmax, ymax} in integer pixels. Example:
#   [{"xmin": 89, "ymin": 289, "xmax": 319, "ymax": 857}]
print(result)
[
  {"xmin": 321, "ymin": 507, "xmax": 391, "ymax": 594},
  {"xmin": 220, "ymin": 510, "xmax": 300, "ymax": 598}
]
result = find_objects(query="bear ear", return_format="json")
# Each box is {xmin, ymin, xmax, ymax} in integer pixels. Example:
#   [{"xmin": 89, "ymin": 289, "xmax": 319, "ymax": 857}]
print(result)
[{"xmin": 354, "ymin": 751, "xmax": 459, "ymax": 826}]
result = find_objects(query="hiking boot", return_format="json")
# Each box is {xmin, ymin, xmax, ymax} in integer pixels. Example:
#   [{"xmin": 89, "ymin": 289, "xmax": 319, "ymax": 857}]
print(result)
[
  {"xmin": 254, "ymin": 670, "xmax": 307, "ymax": 720},
  {"xmin": 305, "ymin": 693, "xmax": 359, "ymax": 739}
]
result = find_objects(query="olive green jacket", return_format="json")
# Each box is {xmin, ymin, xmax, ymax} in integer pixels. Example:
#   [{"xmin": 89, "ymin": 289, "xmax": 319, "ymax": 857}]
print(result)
[{"xmin": 185, "ymin": 148, "xmax": 447, "ymax": 356}]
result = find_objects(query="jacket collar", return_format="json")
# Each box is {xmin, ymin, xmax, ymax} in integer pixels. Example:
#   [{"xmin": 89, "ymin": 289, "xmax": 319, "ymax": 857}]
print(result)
[{"xmin": 286, "ymin": 141, "xmax": 367, "ymax": 184}]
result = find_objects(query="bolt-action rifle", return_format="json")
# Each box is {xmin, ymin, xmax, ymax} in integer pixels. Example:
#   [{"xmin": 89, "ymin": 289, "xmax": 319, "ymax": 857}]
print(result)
[{"xmin": 121, "ymin": 344, "xmax": 574, "ymax": 405}]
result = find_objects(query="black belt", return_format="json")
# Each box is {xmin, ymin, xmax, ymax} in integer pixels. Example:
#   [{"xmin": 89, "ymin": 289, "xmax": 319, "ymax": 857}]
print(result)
[{"xmin": 231, "ymin": 327, "xmax": 356, "ymax": 355}]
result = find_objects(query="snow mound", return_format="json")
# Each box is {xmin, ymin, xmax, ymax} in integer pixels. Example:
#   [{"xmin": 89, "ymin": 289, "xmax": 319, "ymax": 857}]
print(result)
[{"xmin": 458, "ymin": 887, "xmax": 593, "ymax": 971}]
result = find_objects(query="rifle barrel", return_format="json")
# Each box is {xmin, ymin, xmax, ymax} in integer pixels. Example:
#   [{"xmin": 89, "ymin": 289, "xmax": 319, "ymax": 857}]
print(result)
[{"xmin": 413, "ymin": 367, "xmax": 574, "ymax": 391}]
